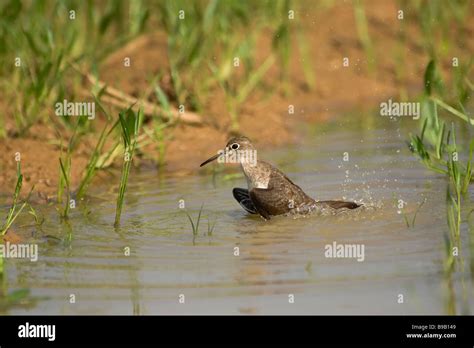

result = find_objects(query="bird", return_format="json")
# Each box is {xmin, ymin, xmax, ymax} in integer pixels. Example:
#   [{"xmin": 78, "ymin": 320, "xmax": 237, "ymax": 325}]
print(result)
[{"xmin": 200, "ymin": 136, "xmax": 360, "ymax": 220}]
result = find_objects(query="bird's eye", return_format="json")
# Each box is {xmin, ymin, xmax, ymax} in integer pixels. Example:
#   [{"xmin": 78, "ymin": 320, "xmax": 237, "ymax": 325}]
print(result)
[{"xmin": 231, "ymin": 143, "xmax": 239, "ymax": 150}]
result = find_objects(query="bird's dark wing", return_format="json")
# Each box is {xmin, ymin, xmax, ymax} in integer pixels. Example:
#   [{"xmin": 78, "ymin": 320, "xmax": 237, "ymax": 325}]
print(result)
[
  {"xmin": 232, "ymin": 188, "xmax": 258, "ymax": 214},
  {"xmin": 249, "ymin": 169, "xmax": 316, "ymax": 219},
  {"xmin": 317, "ymin": 200, "xmax": 361, "ymax": 210},
  {"xmin": 248, "ymin": 189, "xmax": 272, "ymax": 220}
]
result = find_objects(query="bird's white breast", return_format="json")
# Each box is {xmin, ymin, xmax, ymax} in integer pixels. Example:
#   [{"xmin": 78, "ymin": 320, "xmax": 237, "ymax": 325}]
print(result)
[{"xmin": 241, "ymin": 163, "xmax": 270, "ymax": 189}]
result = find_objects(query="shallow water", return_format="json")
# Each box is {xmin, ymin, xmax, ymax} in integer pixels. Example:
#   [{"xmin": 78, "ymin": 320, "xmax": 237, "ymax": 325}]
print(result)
[{"xmin": 2, "ymin": 112, "xmax": 474, "ymax": 314}]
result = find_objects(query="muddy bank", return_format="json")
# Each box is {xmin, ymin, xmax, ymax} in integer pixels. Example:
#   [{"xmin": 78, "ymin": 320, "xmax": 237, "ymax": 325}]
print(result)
[{"xmin": 0, "ymin": 1, "xmax": 472, "ymax": 201}]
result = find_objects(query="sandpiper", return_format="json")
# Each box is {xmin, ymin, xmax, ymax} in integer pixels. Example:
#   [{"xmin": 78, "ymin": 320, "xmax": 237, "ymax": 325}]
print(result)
[{"xmin": 200, "ymin": 136, "xmax": 360, "ymax": 220}]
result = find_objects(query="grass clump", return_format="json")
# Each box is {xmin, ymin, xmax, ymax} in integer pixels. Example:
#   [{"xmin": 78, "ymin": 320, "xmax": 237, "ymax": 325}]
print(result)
[
  {"xmin": 58, "ymin": 157, "xmax": 72, "ymax": 219},
  {"xmin": 404, "ymin": 198, "xmax": 427, "ymax": 229},
  {"xmin": 57, "ymin": 122, "xmax": 81, "ymax": 220},
  {"xmin": 408, "ymin": 60, "xmax": 473, "ymax": 189},
  {"xmin": 114, "ymin": 105, "xmax": 143, "ymax": 227},
  {"xmin": 183, "ymin": 204, "xmax": 216, "ymax": 244},
  {"xmin": 408, "ymin": 59, "xmax": 473, "ymax": 314},
  {"xmin": 1, "ymin": 161, "xmax": 33, "ymax": 236},
  {"xmin": 76, "ymin": 97, "xmax": 118, "ymax": 199},
  {"xmin": 185, "ymin": 204, "xmax": 204, "ymax": 237}
]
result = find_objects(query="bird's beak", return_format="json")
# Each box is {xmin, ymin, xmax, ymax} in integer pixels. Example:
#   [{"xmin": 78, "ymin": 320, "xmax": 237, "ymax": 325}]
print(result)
[{"xmin": 200, "ymin": 151, "xmax": 223, "ymax": 167}]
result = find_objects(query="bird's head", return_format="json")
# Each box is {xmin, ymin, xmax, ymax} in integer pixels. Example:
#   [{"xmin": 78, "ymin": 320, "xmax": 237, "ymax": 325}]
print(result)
[{"xmin": 200, "ymin": 136, "xmax": 257, "ymax": 167}]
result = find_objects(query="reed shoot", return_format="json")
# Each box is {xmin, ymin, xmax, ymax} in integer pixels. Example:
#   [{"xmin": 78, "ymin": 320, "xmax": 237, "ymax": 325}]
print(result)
[{"xmin": 114, "ymin": 105, "xmax": 142, "ymax": 227}]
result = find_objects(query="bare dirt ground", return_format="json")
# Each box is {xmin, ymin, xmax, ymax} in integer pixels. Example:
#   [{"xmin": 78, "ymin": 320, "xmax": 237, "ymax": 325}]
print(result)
[{"xmin": 0, "ymin": 1, "xmax": 472, "ymax": 200}]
